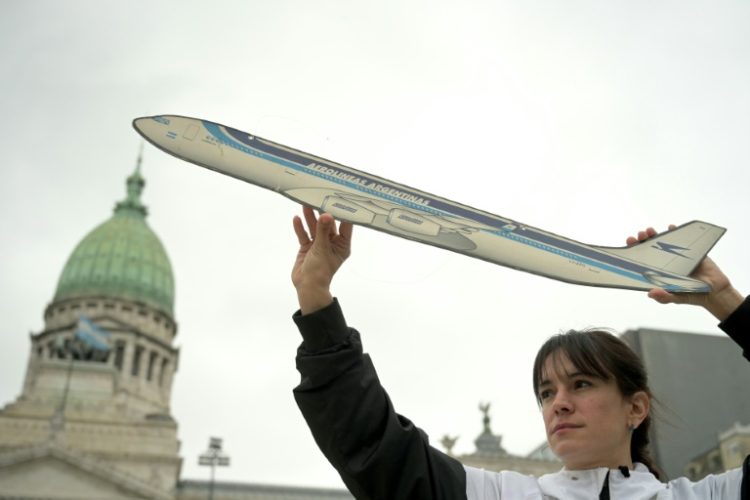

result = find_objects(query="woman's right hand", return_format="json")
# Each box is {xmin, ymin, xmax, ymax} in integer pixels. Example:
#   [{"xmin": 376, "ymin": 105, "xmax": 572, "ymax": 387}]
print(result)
[
  {"xmin": 626, "ymin": 225, "xmax": 743, "ymax": 321},
  {"xmin": 292, "ymin": 206, "xmax": 353, "ymax": 314}
]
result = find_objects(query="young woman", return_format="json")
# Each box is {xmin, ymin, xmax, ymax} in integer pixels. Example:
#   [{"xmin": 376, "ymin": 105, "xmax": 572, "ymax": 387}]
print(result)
[{"xmin": 290, "ymin": 207, "xmax": 749, "ymax": 499}]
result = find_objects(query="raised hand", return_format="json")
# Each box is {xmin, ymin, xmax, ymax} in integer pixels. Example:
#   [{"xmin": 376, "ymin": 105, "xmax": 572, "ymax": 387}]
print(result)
[
  {"xmin": 626, "ymin": 225, "xmax": 742, "ymax": 321},
  {"xmin": 292, "ymin": 206, "xmax": 353, "ymax": 314}
]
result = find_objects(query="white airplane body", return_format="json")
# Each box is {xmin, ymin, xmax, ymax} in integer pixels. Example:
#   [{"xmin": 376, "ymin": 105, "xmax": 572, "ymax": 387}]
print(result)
[{"xmin": 133, "ymin": 115, "xmax": 725, "ymax": 293}]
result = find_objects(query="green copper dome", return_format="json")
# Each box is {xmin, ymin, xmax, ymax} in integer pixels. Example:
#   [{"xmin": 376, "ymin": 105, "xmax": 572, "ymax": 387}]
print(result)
[{"xmin": 54, "ymin": 157, "xmax": 175, "ymax": 315}]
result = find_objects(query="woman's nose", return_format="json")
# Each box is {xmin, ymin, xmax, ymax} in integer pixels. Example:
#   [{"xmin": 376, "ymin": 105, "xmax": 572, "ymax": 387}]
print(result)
[{"xmin": 552, "ymin": 391, "xmax": 573, "ymax": 414}]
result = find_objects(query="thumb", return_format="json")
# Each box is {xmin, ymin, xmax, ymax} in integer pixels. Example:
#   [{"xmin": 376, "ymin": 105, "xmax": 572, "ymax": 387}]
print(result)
[
  {"xmin": 648, "ymin": 288, "xmax": 702, "ymax": 306},
  {"xmin": 647, "ymin": 289, "xmax": 674, "ymax": 304}
]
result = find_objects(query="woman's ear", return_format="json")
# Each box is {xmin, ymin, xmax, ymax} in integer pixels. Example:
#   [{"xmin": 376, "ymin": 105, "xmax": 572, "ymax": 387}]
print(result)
[{"xmin": 628, "ymin": 391, "xmax": 650, "ymax": 428}]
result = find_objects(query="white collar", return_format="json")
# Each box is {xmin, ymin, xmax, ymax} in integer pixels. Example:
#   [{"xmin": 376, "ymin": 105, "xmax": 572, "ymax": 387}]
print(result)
[{"xmin": 538, "ymin": 463, "xmax": 664, "ymax": 499}]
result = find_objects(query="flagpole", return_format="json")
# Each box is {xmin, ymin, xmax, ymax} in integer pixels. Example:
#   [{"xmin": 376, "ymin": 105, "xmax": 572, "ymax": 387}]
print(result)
[
  {"xmin": 48, "ymin": 316, "xmax": 112, "ymax": 442},
  {"xmin": 49, "ymin": 341, "xmax": 75, "ymax": 441}
]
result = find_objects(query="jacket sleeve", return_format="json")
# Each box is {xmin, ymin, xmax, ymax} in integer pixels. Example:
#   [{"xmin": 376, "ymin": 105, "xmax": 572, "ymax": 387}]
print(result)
[
  {"xmin": 292, "ymin": 299, "xmax": 467, "ymax": 500},
  {"xmin": 718, "ymin": 295, "xmax": 750, "ymax": 362},
  {"xmin": 719, "ymin": 295, "xmax": 750, "ymax": 500}
]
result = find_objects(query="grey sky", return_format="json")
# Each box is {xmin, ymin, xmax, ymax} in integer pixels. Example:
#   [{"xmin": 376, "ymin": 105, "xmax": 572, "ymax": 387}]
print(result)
[{"xmin": 1, "ymin": 0, "xmax": 749, "ymax": 488}]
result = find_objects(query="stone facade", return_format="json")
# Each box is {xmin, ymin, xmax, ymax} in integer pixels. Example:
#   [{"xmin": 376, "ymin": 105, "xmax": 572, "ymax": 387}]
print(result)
[
  {"xmin": 0, "ymin": 443, "xmax": 173, "ymax": 499},
  {"xmin": 0, "ymin": 293, "xmax": 183, "ymax": 497},
  {"xmin": 176, "ymin": 481, "xmax": 353, "ymax": 500},
  {"xmin": 685, "ymin": 421, "xmax": 750, "ymax": 480}
]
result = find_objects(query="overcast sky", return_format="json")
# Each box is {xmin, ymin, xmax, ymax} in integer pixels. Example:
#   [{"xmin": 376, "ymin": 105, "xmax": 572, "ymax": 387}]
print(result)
[{"xmin": 1, "ymin": 0, "xmax": 749, "ymax": 489}]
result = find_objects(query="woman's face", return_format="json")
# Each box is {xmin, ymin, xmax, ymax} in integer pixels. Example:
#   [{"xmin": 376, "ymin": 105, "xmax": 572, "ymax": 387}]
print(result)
[{"xmin": 538, "ymin": 351, "xmax": 643, "ymax": 470}]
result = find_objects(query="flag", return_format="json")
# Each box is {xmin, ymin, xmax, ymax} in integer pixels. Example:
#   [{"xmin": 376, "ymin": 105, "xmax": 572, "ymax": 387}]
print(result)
[{"xmin": 75, "ymin": 316, "xmax": 111, "ymax": 353}]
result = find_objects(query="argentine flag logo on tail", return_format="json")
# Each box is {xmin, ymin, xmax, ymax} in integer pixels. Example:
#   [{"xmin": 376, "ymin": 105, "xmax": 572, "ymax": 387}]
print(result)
[{"xmin": 75, "ymin": 316, "xmax": 111, "ymax": 353}]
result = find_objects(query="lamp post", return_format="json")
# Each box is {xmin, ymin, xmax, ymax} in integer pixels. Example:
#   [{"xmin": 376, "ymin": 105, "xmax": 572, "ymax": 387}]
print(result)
[{"xmin": 198, "ymin": 437, "xmax": 230, "ymax": 500}]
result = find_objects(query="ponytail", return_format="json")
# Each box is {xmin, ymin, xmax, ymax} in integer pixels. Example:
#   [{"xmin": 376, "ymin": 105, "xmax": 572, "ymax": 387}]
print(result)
[{"xmin": 631, "ymin": 415, "xmax": 663, "ymax": 480}]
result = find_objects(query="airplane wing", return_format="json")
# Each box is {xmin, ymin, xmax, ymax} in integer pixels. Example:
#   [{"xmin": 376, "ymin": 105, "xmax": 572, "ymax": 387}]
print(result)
[{"xmin": 133, "ymin": 115, "xmax": 723, "ymax": 293}]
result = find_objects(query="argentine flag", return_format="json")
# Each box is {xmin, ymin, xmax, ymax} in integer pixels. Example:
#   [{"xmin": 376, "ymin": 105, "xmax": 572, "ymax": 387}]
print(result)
[{"xmin": 75, "ymin": 316, "xmax": 111, "ymax": 352}]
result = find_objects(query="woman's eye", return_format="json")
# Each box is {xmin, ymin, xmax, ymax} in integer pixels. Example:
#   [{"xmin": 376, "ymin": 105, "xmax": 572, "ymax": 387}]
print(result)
[
  {"xmin": 574, "ymin": 380, "xmax": 592, "ymax": 389},
  {"xmin": 539, "ymin": 390, "xmax": 552, "ymax": 400}
]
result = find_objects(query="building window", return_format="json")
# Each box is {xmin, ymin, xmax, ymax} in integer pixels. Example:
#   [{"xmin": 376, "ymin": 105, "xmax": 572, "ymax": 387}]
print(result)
[
  {"xmin": 114, "ymin": 341, "xmax": 126, "ymax": 371},
  {"xmin": 147, "ymin": 351, "xmax": 158, "ymax": 381},
  {"xmin": 687, "ymin": 465, "xmax": 700, "ymax": 480},
  {"xmin": 95, "ymin": 348, "xmax": 110, "ymax": 364},
  {"xmin": 710, "ymin": 453, "xmax": 723, "ymax": 471},
  {"xmin": 132, "ymin": 346, "xmax": 144, "ymax": 376},
  {"xmin": 159, "ymin": 358, "xmax": 169, "ymax": 386}
]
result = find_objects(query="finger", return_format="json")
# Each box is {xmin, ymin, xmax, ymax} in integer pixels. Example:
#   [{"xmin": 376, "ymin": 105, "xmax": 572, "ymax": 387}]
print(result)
[
  {"xmin": 319, "ymin": 213, "xmax": 337, "ymax": 238},
  {"xmin": 293, "ymin": 215, "xmax": 311, "ymax": 246},
  {"xmin": 636, "ymin": 227, "xmax": 657, "ymax": 242},
  {"xmin": 668, "ymin": 223, "xmax": 676, "ymax": 231},
  {"xmin": 302, "ymin": 206, "xmax": 318, "ymax": 237},
  {"xmin": 339, "ymin": 220, "xmax": 354, "ymax": 243},
  {"xmin": 626, "ymin": 236, "xmax": 638, "ymax": 246},
  {"xmin": 316, "ymin": 213, "xmax": 335, "ymax": 243}
]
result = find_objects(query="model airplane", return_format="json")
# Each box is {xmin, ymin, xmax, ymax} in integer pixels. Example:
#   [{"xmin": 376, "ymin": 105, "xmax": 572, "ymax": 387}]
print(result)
[{"xmin": 132, "ymin": 115, "xmax": 725, "ymax": 293}]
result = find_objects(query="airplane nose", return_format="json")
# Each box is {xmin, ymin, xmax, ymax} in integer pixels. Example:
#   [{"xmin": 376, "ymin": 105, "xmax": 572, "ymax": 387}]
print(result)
[
  {"xmin": 133, "ymin": 115, "xmax": 184, "ymax": 149},
  {"xmin": 132, "ymin": 116, "xmax": 164, "ymax": 138}
]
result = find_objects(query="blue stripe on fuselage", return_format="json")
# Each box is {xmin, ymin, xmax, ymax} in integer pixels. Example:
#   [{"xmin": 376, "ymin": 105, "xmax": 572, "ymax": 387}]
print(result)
[{"xmin": 206, "ymin": 122, "xmax": 676, "ymax": 286}]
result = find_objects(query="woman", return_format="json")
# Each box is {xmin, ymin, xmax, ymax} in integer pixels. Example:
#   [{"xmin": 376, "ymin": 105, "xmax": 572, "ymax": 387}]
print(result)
[{"xmin": 290, "ymin": 207, "xmax": 748, "ymax": 499}]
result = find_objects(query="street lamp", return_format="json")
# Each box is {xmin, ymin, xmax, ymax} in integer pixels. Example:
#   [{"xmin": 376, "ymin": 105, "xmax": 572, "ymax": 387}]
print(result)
[{"xmin": 198, "ymin": 437, "xmax": 230, "ymax": 500}]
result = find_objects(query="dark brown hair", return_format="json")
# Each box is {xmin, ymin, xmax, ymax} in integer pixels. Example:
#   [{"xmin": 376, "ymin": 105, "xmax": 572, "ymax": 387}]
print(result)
[{"xmin": 532, "ymin": 329, "xmax": 662, "ymax": 479}]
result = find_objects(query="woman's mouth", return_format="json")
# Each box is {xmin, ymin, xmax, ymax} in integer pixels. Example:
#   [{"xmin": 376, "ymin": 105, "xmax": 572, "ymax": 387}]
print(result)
[{"xmin": 552, "ymin": 423, "xmax": 582, "ymax": 435}]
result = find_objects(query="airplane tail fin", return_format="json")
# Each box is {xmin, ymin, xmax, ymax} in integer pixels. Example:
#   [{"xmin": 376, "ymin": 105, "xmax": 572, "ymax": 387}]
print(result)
[{"xmin": 599, "ymin": 221, "xmax": 726, "ymax": 277}]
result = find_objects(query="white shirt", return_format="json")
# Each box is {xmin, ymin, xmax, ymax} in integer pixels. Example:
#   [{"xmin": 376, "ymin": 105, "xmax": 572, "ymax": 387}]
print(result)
[{"xmin": 466, "ymin": 463, "xmax": 742, "ymax": 499}]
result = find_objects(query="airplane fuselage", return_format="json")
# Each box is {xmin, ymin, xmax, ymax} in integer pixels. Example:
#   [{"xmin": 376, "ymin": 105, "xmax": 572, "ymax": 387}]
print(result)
[{"xmin": 134, "ymin": 115, "xmax": 722, "ymax": 293}]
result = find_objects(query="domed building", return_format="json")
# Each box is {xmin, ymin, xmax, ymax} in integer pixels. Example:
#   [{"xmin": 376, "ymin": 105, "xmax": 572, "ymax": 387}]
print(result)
[
  {"xmin": 0, "ymin": 155, "xmax": 354, "ymax": 500},
  {"xmin": 0, "ymin": 156, "xmax": 182, "ymax": 499}
]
